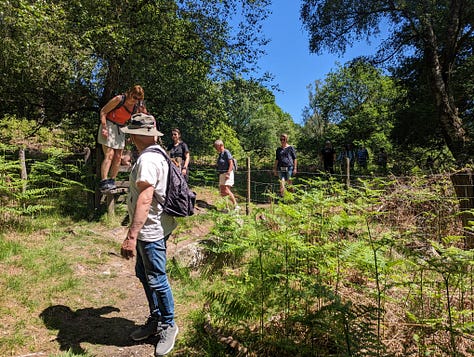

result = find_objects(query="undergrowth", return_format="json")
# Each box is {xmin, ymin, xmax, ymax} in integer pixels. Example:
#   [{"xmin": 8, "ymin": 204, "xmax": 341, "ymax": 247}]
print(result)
[
  {"xmin": 1, "ymin": 147, "xmax": 473, "ymax": 356},
  {"xmin": 199, "ymin": 176, "xmax": 474, "ymax": 356}
]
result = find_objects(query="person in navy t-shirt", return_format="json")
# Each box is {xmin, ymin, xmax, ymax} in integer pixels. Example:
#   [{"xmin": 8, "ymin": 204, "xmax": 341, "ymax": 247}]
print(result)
[{"xmin": 272, "ymin": 133, "xmax": 297, "ymax": 197}]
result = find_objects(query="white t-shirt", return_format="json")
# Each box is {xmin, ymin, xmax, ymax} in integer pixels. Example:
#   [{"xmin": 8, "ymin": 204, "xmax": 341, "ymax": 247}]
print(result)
[{"xmin": 127, "ymin": 145, "xmax": 177, "ymax": 242}]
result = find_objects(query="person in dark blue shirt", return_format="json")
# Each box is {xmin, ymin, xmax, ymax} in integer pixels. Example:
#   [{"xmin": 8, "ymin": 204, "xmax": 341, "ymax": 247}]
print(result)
[
  {"xmin": 167, "ymin": 128, "xmax": 190, "ymax": 181},
  {"xmin": 272, "ymin": 134, "xmax": 297, "ymax": 197},
  {"xmin": 320, "ymin": 140, "xmax": 336, "ymax": 174},
  {"xmin": 356, "ymin": 145, "xmax": 369, "ymax": 172}
]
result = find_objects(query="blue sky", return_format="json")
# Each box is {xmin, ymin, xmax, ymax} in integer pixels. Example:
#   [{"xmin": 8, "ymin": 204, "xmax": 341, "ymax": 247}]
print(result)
[{"xmin": 258, "ymin": 1, "xmax": 383, "ymax": 124}]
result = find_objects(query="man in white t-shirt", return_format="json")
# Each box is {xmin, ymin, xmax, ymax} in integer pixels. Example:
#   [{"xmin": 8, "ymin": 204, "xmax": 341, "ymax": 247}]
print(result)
[{"xmin": 119, "ymin": 113, "xmax": 178, "ymax": 357}]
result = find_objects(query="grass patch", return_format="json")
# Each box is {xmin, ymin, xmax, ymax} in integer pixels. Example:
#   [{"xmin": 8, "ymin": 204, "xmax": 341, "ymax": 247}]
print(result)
[{"xmin": 0, "ymin": 214, "xmax": 130, "ymax": 356}]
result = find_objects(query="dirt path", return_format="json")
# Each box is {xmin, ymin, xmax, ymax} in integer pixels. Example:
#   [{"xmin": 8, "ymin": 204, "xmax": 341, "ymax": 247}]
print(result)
[{"xmin": 31, "ymin": 203, "xmax": 215, "ymax": 357}]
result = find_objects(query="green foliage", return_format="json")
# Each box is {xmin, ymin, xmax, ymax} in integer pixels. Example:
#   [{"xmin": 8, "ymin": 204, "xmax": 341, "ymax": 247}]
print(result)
[
  {"xmin": 0, "ymin": 0, "xmax": 274, "ymax": 158},
  {"xmin": 248, "ymin": 102, "xmax": 300, "ymax": 165},
  {"xmin": 300, "ymin": 0, "xmax": 474, "ymax": 165},
  {"xmin": 200, "ymin": 212, "xmax": 249, "ymax": 274},
  {"xmin": 1, "ymin": 173, "xmax": 473, "ymax": 355},
  {"xmin": 201, "ymin": 175, "xmax": 474, "ymax": 355},
  {"xmin": 301, "ymin": 60, "xmax": 402, "ymax": 160},
  {"xmin": 0, "ymin": 142, "xmax": 92, "ymax": 229},
  {"xmin": 0, "ymin": 115, "xmax": 71, "ymax": 150},
  {"xmin": 0, "ymin": 236, "xmax": 24, "ymax": 261},
  {"xmin": 0, "ymin": 0, "xmax": 80, "ymax": 122},
  {"xmin": 0, "ymin": 229, "xmax": 81, "ymax": 305},
  {"xmin": 207, "ymin": 121, "xmax": 244, "ymax": 159},
  {"xmin": 218, "ymin": 78, "xmax": 300, "ymax": 164}
]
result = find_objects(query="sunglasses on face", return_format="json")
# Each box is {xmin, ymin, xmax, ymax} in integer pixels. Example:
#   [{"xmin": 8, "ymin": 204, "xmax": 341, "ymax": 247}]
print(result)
[{"xmin": 132, "ymin": 95, "xmax": 142, "ymax": 101}]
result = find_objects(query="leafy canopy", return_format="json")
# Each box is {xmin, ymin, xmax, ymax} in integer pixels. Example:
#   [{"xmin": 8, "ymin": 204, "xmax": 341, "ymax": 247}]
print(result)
[{"xmin": 300, "ymin": 0, "xmax": 474, "ymax": 165}]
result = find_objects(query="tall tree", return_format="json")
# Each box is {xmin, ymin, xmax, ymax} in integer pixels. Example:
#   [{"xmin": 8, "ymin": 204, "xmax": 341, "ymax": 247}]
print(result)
[
  {"xmin": 0, "ymin": 0, "xmax": 270, "ymax": 154},
  {"xmin": 220, "ymin": 78, "xmax": 299, "ymax": 162},
  {"xmin": 0, "ymin": 0, "xmax": 92, "ymax": 123},
  {"xmin": 300, "ymin": 0, "xmax": 474, "ymax": 166},
  {"xmin": 390, "ymin": 57, "xmax": 446, "ymax": 152},
  {"xmin": 301, "ymin": 60, "xmax": 402, "ymax": 156}
]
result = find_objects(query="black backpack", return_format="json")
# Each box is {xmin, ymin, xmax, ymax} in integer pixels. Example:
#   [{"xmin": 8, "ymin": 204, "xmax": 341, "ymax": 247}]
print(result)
[{"xmin": 142, "ymin": 146, "xmax": 196, "ymax": 217}]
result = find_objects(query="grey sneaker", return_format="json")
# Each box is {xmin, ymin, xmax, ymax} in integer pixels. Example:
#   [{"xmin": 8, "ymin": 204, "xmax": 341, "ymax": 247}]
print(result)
[
  {"xmin": 130, "ymin": 316, "xmax": 163, "ymax": 341},
  {"xmin": 155, "ymin": 324, "xmax": 179, "ymax": 356}
]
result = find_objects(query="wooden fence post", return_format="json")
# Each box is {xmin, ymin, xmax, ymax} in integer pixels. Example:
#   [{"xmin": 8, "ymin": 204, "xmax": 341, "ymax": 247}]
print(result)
[
  {"xmin": 345, "ymin": 157, "xmax": 351, "ymax": 188},
  {"xmin": 94, "ymin": 144, "xmax": 102, "ymax": 210},
  {"xmin": 450, "ymin": 169, "xmax": 474, "ymax": 249},
  {"xmin": 106, "ymin": 192, "xmax": 115, "ymax": 217},
  {"xmin": 19, "ymin": 148, "xmax": 27, "ymax": 193}
]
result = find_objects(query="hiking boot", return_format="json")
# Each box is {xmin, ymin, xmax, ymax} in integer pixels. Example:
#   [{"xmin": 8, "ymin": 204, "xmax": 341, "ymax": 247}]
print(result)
[
  {"xmin": 99, "ymin": 178, "xmax": 116, "ymax": 192},
  {"xmin": 155, "ymin": 324, "xmax": 178, "ymax": 356},
  {"xmin": 130, "ymin": 316, "xmax": 163, "ymax": 341}
]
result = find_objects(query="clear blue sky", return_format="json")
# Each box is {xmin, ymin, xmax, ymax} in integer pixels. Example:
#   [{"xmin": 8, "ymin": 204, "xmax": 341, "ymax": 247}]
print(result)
[{"xmin": 258, "ymin": 1, "xmax": 382, "ymax": 124}]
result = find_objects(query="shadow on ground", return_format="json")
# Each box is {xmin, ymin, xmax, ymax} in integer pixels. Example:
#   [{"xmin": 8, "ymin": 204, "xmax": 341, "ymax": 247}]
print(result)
[
  {"xmin": 196, "ymin": 199, "xmax": 217, "ymax": 211},
  {"xmin": 39, "ymin": 305, "xmax": 155, "ymax": 354}
]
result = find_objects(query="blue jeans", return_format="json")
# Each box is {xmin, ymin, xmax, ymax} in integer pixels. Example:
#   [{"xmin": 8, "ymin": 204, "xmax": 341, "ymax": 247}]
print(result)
[{"xmin": 135, "ymin": 237, "xmax": 175, "ymax": 326}]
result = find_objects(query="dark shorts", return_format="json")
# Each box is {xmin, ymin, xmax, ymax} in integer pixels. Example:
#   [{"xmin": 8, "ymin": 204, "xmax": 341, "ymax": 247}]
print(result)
[{"xmin": 278, "ymin": 166, "xmax": 293, "ymax": 181}]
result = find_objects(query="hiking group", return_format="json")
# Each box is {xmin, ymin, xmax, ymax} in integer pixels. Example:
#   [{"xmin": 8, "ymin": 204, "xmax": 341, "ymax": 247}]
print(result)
[
  {"xmin": 319, "ymin": 141, "xmax": 388, "ymax": 175},
  {"xmin": 96, "ymin": 85, "xmax": 389, "ymax": 356}
]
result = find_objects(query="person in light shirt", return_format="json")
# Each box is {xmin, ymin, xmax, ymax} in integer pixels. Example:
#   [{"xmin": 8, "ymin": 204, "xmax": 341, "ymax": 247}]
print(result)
[{"xmin": 119, "ymin": 113, "xmax": 179, "ymax": 356}]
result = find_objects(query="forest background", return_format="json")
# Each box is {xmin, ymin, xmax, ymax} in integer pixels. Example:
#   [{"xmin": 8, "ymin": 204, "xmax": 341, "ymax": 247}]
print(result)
[
  {"xmin": 1, "ymin": 0, "xmax": 474, "ymax": 356},
  {"xmin": 1, "ymin": 0, "xmax": 474, "ymax": 170}
]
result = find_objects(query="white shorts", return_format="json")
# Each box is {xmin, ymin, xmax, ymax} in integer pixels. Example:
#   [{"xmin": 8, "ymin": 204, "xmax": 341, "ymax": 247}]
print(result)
[
  {"xmin": 97, "ymin": 121, "xmax": 126, "ymax": 149},
  {"xmin": 219, "ymin": 171, "xmax": 234, "ymax": 186}
]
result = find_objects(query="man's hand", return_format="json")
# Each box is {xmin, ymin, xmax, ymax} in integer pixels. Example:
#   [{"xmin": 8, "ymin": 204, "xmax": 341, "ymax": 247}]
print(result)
[
  {"xmin": 121, "ymin": 183, "xmax": 153, "ymax": 260},
  {"xmin": 121, "ymin": 235, "xmax": 136, "ymax": 260}
]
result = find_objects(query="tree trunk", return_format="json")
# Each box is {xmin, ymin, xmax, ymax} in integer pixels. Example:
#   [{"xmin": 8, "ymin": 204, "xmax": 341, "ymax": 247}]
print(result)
[
  {"xmin": 423, "ymin": 31, "xmax": 468, "ymax": 165},
  {"xmin": 100, "ymin": 60, "xmax": 121, "ymax": 107},
  {"xmin": 94, "ymin": 60, "xmax": 121, "ymax": 209},
  {"xmin": 422, "ymin": 16, "xmax": 473, "ymax": 248}
]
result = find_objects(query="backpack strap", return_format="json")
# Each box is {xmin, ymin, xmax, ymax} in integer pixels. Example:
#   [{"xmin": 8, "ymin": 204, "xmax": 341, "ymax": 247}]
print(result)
[
  {"xmin": 111, "ymin": 94, "xmax": 141, "ymax": 114},
  {"xmin": 112, "ymin": 94, "xmax": 126, "ymax": 111},
  {"xmin": 141, "ymin": 146, "xmax": 171, "ymax": 206}
]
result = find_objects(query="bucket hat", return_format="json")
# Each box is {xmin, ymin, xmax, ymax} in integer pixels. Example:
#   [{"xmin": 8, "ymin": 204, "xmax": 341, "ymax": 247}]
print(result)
[{"xmin": 120, "ymin": 113, "xmax": 163, "ymax": 137}]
